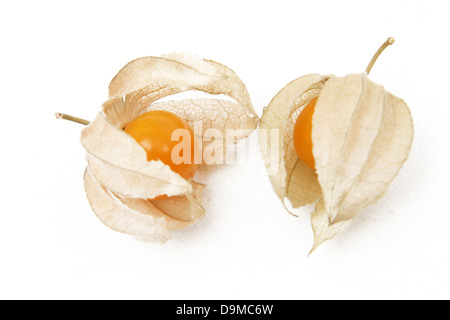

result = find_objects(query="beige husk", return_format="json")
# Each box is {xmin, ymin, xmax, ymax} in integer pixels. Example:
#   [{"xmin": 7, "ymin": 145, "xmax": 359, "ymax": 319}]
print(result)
[
  {"xmin": 260, "ymin": 73, "xmax": 413, "ymax": 253},
  {"xmin": 82, "ymin": 54, "xmax": 258, "ymax": 242},
  {"xmin": 259, "ymin": 74, "xmax": 332, "ymax": 207}
]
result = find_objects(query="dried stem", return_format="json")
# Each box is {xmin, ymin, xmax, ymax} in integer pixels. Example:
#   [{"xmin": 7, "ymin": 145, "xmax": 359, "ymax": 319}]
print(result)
[
  {"xmin": 55, "ymin": 113, "xmax": 90, "ymax": 126},
  {"xmin": 365, "ymin": 37, "xmax": 395, "ymax": 75}
]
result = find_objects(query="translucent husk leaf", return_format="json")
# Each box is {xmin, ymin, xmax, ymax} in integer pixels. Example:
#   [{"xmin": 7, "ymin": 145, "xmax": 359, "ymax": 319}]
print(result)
[
  {"xmin": 109, "ymin": 53, "xmax": 253, "ymax": 108},
  {"xmin": 84, "ymin": 169, "xmax": 204, "ymax": 243},
  {"xmin": 310, "ymin": 199, "xmax": 350, "ymax": 254},
  {"xmin": 81, "ymin": 112, "xmax": 193, "ymax": 199},
  {"xmin": 104, "ymin": 54, "xmax": 259, "ymax": 164},
  {"xmin": 83, "ymin": 169, "xmax": 170, "ymax": 242},
  {"xmin": 82, "ymin": 54, "xmax": 257, "ymax": 241},
  {"xmin": 259, "ymin": 74, "xmax": 332, "ymax": 208},
  {"xmin": 260, "ymin": 73, "xmax": 413, "ymax": 252},
  {"xmin": 150, "ymin": 181, "xmax": 205, "ymax": 222},
  {"xmin": 310, "ymin": 74, "xmax": 413, "ymax": 250}
]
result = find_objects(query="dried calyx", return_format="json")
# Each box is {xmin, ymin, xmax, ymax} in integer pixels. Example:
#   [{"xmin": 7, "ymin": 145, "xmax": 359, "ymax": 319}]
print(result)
[
  {"xmin": 259, "ymin": 38, "xmax": 413, "ymax": 253},
  {"xmin": 57, "ymin": 53, "xmax": 259, "ymax": 243}
]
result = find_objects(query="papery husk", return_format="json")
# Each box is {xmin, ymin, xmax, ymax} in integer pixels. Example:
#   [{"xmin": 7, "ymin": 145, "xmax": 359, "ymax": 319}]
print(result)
[
  {"xmin": 81, "ymin": 112, "xmax": 193, "ymax": 199},
  {"xmin": 103, "ymin": 54, "xmax": 259, "ymax": 165},
  {"xmin": 260, "ymin": 73, "xmax": 413, "ymax": 252},
  {"xmin": 82, "ymin": 54, "xmax": 257, "ymax": 242},
  {"xmin": 311, "ymin": 73, "xmax": 413, "ymax": 251},
  {"xmin": 82, "ymin": 118, "xmax": 206, "ymax": 242},
  {"xmin": 259, "ymin": 74, "xmax": 332, "ymax": 208},
  {"xmin": 84, "ymin": 169, "xmax": 205, "ymax": 243}
]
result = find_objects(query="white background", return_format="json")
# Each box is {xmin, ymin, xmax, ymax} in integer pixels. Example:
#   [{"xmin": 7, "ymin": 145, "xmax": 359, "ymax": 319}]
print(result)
[{"xmin": 1, "ymin": 0, "xmax": 449, "ymax": 300}]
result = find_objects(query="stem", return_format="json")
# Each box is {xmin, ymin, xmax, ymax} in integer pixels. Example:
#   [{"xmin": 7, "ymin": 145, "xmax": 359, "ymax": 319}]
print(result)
[
  {"xmin": 365, "ymin": 37, "xmax": 395, "ymax": 75},
  {"xmin": 55, "ymin": 113, "xmax": 90, "ymax": 125}
]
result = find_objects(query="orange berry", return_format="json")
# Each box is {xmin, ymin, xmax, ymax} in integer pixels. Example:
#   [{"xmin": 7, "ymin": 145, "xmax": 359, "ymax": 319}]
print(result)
[
  {"xmin": 293, "ymin": 97, "xmax": 317, "ymax": 170},
  {"xmin": 124, "ymin": 110, "xmax": 199, "ymax": 199}
]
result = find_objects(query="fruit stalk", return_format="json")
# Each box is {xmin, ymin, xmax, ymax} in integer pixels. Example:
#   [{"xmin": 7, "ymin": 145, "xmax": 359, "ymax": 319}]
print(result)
[
  {"xmin": 55, "ymin": 113, "xmax": 90, "ymax": 125},
  {"xmin": 365, "ymin": 37, "xmax": 395, "ymax": 75}
]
